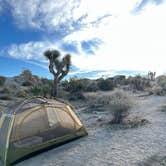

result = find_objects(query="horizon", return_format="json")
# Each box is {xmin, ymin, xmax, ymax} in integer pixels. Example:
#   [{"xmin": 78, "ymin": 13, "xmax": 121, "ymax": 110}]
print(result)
[{"xmin": 0, "ymin": 0, "xmax": 166, "ymax": 79}]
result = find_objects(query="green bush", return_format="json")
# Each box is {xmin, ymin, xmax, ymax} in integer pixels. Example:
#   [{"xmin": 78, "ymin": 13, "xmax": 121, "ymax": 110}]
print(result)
[
  {"xmin": 40, "ymin": 78, "xmax": 52, "ymax": 96},
  {"xmin": 86, "ymin": 82, "xmax": 99, "ymax": 92},
  {"xmin": 112, "ymin": 75, "xmax": 127, "ymax": 86},
  {"xmin": 30, "ymin": 83, "xmax": 52, "ymax": 97},
  {"xmin": 0, "ymin": 76, "xmax": 6, "ymax": 86},
  {"xmin": 63, "ymin": 77, "xmax": 88, "ymax": 93},
  {"xmin": 97, "ymin": 78, "xmax": 114, "ymax": 91},
  {"xmin": 30, "ymin": 86, "xmax": 42, "ymax": 96},
  {"xmin": 42, "ymin": 84, "xmax": 52, "ymax": 97}
]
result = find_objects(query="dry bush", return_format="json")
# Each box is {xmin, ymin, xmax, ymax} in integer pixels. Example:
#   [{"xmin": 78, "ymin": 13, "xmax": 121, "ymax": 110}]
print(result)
[
  {"xmin": 148, "ymin": 85, "xmax": 163, "ymax": 95},
  {"xmin": 15, "ymin": 90, "xmax": 28, "ymax": 98},
  {"xmin": 148, "ymin": 75, "xmax": 166, "ymax": 96},
  {"xmin": 127, "ymin": 75, "xmax": 150, "ymax": 91},
  {"xmin": 155, "ymin": 75, "xmax": 166, "ymax": 95},
  {"xmin": 123, "ymin": 117, "xmax": 149, "ymax": 128},
  {"xmin": 0, "ymin": 88, "xmax": 10, "ymax": 94},
  {"xmin": 96, "ymin": 90, "xmax": 133, "ymax": 124},
  {"xmin": 68, "ymin": 91, "xmax": 86, "ymax": 101}
]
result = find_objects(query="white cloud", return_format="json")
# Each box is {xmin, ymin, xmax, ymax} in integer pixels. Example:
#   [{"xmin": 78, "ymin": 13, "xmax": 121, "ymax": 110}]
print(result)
[
  {"xmin": 5, "ymin": 0, "xmax": 79, "ymax": 30},
  {"xmin": 4, "ymin": 0, "xmax": 140, "ymax": 31},
  {"xmin": 0, "ymin": 0, "xmax": 4, "ymax": 14},
  {"xmin": 65, "ymin": 1, "xmax": 166, "ymax": 76},
  {"xmin": 3, "ymin": 0, "xmax": 166, "ymax": 76},
  {"xmin": 7, "ymin": 41, "xmax": 57, "ymax": 62}
]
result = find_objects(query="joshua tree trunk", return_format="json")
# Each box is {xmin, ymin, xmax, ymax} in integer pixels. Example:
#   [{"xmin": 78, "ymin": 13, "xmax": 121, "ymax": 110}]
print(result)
[
  {"xmin": 53, "ymin": 78, "xmax": 58, "ymax": 97},
  {"xmin": 44, "ymin": 49, "xmax": 71, "ymax": 98}
]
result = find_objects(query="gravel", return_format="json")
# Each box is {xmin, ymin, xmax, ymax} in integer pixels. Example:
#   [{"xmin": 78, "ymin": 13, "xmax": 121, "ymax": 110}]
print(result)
[{"xmin": 10, "ymin": 95, "xmax": 166, "ymax": 166}]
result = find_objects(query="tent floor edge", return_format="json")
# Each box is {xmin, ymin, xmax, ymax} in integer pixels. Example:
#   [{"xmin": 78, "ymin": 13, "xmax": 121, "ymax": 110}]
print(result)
[{"xmin": 10, "ymin": 131, "xmax": 87, "ymax": 166}]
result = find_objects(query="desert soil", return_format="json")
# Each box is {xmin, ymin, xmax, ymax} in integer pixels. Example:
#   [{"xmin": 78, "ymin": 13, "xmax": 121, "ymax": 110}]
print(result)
[{"xmin": 3, "ymin": 95, "xmax": 166, "ymax": 166}]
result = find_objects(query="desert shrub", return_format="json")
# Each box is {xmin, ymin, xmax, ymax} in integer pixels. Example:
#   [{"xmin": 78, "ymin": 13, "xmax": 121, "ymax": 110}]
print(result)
[
  {"xmin": 42, "ymin": 84, "xmax": 52, "ymax": 97},
  {"xmin": 16, "ymin": 90, "xmax": 28, "ymax": 97},
  {"xmin": 97, "ymin": 78, "xmax": 114, "ymax": 91},
  {"xmin": 63, "ymin": 77, "xmax": 88, "ymax": 93},
  {"xmin": 57, "ymin": 87, "xmax": 69, "ymax": 99},
  {"xmin": 30, "ymin": 86, "xmax": 42, "ymax": 96},
  {"xmin": 68, "ymin": 91, "xmax": 86, "ymax": 101},
  {"xmin": 30, "ymin": 83, "xmax": 52, "ymax": 97},
  {"xmin": 127, "ymin": 75, "xmax": 150, "ymax": 91},
  {"xmin": 96, "ymin": 90, "xmax": 133, "ymax": 124},
  {"xmin": 40, "ymin": 78, "xmax": 52, "ymax": 97},
  {"xmin": 0, "ymin": 95, "xmax": 12, "ymax": 100},
  {"xmin": 149, "ymin": 85, "xmax": 163, "ymax": 95},
  {"xmin": 63, "ymin": 78, "xmax": 98, "ymax": 92},
  {"xmin": 41, "ymin": 78, "xmax": 52, "ymax": 85},
  {"xmin": 86, "ymin": 82, "xmax": 99, "ymax": 92},
  {"xmin": 123, "ymin": 116, "xmax": 149, "ymax": 128},
  {"xmin": 156, "ymin": 75, "xmax": 166, "ymax": 95},
  {"xmin": 112, "ymin": 75, "xmax": 127, "ymax": 86},
  {"xmin": 157, "ymin": 75, "xmax": 166, "ymax": 87},
  {"xmin": 0, "ymin": 88, "xmax": 10, "ymax": 94},
  {"xmin": 22, "ymin": 81, "xmax": 33, "ymax": 86},
  {"xmin": 148, "ymin": 75, "xmax": 166, "ymax": 96},
  {"xmin": 0, "ymin": 76, "xmax": 6, "ymax": 86}
]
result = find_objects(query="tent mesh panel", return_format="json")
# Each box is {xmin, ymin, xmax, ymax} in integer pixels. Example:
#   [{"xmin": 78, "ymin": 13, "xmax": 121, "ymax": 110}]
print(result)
[{"xmin": 10, "ymin": 105, "xmax": 81, "ymax": 148}]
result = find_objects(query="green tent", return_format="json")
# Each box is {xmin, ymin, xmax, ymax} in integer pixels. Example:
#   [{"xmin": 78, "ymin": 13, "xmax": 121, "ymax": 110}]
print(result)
[{"xmin": 0, "ymin": 97, "xmax": 87, "ymax": 166}]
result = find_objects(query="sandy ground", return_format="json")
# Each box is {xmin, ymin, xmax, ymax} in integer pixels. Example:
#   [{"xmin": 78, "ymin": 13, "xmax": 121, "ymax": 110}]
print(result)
[{"xmin": 8, "ymin": 95, "xmax": 166, "ymax": 166}]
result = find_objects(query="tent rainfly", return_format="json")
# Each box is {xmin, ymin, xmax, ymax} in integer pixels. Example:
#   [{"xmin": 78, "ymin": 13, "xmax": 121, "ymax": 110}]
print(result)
[{"xmin": 0, "ymin": 97, "xmax": 87, "ymax": 166}]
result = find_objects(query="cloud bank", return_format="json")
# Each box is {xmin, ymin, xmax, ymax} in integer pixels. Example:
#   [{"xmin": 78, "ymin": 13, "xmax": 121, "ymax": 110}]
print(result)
[{"xmin": 1, "ymin": 0, "xmax": 166, "ymax": 76}]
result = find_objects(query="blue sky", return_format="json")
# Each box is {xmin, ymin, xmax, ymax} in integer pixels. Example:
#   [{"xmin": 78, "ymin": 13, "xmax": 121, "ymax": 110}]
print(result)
[{"xmin": 0, "ymin": 0, "xmax": 166, "ymax": 79}]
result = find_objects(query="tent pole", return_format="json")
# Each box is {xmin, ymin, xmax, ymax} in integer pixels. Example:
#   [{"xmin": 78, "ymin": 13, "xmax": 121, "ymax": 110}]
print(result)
[{"xmin": 4, "ymin": 114, "xmax": 15, "ymax": 166}]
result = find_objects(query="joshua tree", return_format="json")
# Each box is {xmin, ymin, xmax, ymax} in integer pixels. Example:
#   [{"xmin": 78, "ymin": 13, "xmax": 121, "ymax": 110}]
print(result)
[
  {"xmin": 148, "ymin": 71, "xmax": 156, "ymax": 81},
  {"xmin": 44, "ymin": 49, "xmax": 71, "ymax": 97}
]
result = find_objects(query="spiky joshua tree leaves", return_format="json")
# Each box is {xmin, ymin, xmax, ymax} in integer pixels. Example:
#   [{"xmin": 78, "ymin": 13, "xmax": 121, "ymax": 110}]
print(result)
[{"xmin": 44, "ymin": 49, "xmax": 71, "ymax": 97}]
